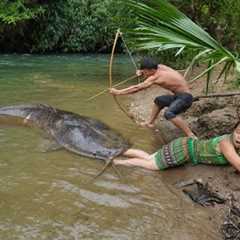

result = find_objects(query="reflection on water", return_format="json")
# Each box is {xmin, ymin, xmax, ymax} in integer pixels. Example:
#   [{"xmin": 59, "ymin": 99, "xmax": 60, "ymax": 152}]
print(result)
[{"xmin": 0, "ymin": 54, "xmax": 221, "ymax": 239}]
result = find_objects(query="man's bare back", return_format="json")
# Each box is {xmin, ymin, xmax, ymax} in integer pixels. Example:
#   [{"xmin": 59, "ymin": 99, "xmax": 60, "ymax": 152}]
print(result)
[{"xmin": 149, "ymin": 64, "xmax": 190, "ymax": 94}]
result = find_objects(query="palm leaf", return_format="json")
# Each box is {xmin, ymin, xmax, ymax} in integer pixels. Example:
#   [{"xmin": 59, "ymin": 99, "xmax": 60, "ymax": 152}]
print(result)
[{"xmin": 125, "ymin": 0, "xmax": 240, "ymax": 85}]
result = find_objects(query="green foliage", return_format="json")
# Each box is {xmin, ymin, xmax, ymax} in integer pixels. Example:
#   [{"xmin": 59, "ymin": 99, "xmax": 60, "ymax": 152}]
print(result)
[
  {"xmin": 124, "ymin": 0, "xmax": 240, "ymax": 86},
  {"xmin": 170, "ymin": 0, "xmax": 240, "ymax": 52},
  {"xmin": 0, "ymin": 0, "xmax": 240, "ymax": 56},
  {"xmin": 0, "ymin": 0, "xmax": 44, "ymax": 24},
  {"xmin": 0, "ymin": 0, "xmax": 134, "ymax": 53},
  {"xmin": 0, "ymin": 0, "xmax": 45, "ymax": 52},
  {"xmin": 31, "ymin": 0, "xmax": 134, "ymax": 53}
]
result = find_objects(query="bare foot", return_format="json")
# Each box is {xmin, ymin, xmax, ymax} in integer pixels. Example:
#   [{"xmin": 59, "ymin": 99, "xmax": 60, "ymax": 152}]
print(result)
[
  {"xmin": 139, "ymin": 122, "xmax": 155, "ymax": 128},
  {"xmin": 113, "ymin": 159, "xmax": 119, "ymax": 165},
  {"xmin": 113, "ymin": 159, "xmax": 128, "ymax": 166}
]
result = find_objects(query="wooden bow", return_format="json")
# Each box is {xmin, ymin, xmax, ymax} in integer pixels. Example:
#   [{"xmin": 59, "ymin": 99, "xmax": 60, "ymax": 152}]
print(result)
[{"xmin": 109, "ymin": 29, "xmax": 135, "ymax": 121}]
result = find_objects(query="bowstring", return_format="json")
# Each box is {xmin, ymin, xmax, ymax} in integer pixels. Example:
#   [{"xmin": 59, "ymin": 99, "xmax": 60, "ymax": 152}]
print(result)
[
  {"xmin": 109, "ymin": 29, "xmax": 135, "ymax": 121},
  {"xmin": 119, "ymin": 32, "xmax": 138, "ymax": 71}
]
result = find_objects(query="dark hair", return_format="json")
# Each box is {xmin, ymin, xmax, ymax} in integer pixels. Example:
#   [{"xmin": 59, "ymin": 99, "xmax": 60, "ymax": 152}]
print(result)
[
  {"xmin": 139, "ymin": 57, "xmax": 158, "ymax": 70},
  {"xmin": 234, "ymin": 121, "xmax": 240, "ymax": 129}
]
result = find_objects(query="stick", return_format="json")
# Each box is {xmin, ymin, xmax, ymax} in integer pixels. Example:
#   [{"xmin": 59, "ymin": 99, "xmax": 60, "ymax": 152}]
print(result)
[
  {"xmin": 87, "ymin": 74, "xmax": 137, "ymax": 101},
  {"xmin": 194, "ymin": 92, "xmax": 240, "ymax": 101}
]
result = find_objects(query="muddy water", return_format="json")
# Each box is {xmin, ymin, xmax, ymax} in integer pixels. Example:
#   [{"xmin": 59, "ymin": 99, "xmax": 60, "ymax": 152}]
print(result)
[{"xmin": 0, "ymin": 54, "xmax": 221, "ymax": 239}]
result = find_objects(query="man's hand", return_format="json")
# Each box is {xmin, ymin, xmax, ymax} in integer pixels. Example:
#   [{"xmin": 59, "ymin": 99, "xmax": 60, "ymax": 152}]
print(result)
[
  {"xmin": 136, "ymin": 69, "xmax": 143, "ymax": 77},
  {"xmin": 109, "ymin": 88, "xmax": 121, "ymax": 95}
]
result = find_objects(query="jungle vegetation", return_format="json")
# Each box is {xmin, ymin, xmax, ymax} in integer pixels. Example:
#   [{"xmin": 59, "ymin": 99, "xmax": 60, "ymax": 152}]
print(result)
[
  {"xmin": 126, "ymin": 0, "xmax": 240, "ymax": 87},
  {"xmin": 0, "ymin": 0, "xmax": 240, "ymax": 58}
]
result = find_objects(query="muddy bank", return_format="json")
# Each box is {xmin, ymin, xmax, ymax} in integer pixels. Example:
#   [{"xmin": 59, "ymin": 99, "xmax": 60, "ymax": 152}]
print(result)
[
  {"xmin": 187, "ymin": 96, "xmax": 240, "ymax": 138},
  {"xmin": 126, "ymin": 86, "xmax": 240, "ymax": 140},
  {"xmin": 125, "ymin": 83, "xmax": 240, "ymax": 238},
  {"xmin": 126, "ymin": 85, "xmax": 240, "ymax": 195},
  {"xmin": 126, "ymin": 63, "xmax": 238, "ymax": 140}
]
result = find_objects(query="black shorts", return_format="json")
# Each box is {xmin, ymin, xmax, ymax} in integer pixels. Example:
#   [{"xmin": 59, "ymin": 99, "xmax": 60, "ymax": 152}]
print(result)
[{"xmin": 154, "ymin": 92, "xmax": 193, "ymax": 120}]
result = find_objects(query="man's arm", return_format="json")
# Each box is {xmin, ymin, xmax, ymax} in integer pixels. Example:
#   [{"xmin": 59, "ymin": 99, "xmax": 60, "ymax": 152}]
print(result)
[
  {"xmin": 109, "ymin": 76, "xmax": 155, "ymax": 95},
  {"xmin": 219, "ymin": 139, "xmax": 240, "ymax": 172}
]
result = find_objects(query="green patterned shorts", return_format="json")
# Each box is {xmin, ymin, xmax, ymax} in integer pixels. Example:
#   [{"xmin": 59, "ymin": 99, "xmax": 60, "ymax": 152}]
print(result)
[{"xmin": 153, "ymin": 137, "xmax": 190, "ymax": 170}]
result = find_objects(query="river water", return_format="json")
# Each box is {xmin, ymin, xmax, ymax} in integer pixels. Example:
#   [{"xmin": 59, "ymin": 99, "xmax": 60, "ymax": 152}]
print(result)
[{"xmin": 0, "ymin": 54, "xmax": 221, "ymax": 239}]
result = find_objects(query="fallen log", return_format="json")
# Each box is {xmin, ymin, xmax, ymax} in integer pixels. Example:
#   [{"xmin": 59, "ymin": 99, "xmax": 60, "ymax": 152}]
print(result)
[{"xmin": 194, "ymin": 92, "xmax": 240, "ymax": 101}]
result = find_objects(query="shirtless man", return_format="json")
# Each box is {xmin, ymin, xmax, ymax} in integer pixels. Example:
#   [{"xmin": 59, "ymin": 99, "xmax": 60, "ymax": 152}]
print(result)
[{"xmin": 109, "ymin": 57, "xmax": 195, "ymax": 138}]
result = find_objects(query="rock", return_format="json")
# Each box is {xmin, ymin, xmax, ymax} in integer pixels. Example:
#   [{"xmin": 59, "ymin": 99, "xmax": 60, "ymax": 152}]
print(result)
[
  {"xmin": 182, "ymin": 181, "xmax": 226, "ymax": 206},
  {"xmin": 187, "ymin": 98, "xmax": 228, "ymax": 117},
  {"xmin": 189, "ymin": 107, "xmax": 238, "ymax": 138},
  {"xmin": 127, "ymin": 88, "xmax": 240, "ymax": 139}
]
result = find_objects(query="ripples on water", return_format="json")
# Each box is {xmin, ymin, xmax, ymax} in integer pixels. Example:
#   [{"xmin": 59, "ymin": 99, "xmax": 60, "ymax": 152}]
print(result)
[{"xmin": 0, "ymin": 54, "xmax": 221, "ymax": 239}]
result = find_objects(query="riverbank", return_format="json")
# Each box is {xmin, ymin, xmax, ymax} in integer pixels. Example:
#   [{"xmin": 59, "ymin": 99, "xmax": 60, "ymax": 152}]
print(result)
[{"xmin": 125, "ymin": 65, "xmax": 240, "ymax": 237}]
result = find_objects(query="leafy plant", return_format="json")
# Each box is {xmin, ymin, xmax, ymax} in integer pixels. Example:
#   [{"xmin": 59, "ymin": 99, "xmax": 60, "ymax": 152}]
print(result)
[
  {"xmin": 31, "ymin": 0, "xmax": 132, "ymax": 53},
  {"xmin": 0, "ymin": 0, "xmax": 44, "ymax": 24},
  {"xmin": 125, "ymin": 0, "xmax": 240, "ymax": 84}
]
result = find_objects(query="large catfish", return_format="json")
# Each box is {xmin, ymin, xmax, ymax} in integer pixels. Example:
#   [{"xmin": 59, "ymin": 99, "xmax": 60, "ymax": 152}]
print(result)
[{"xmin": 0, "ymin": 104, "xmax": 130, "ymax": 161}]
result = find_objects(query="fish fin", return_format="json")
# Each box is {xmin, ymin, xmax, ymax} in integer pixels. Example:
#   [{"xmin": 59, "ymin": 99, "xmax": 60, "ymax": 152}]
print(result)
[
  {"xmin": 111, "ymin": 164, "xmax": 122, "ymax": 179},
  {"xmin": 91, "ymin": 158, "xmax": 122, "ymax": 180},
  {"xmin": 92, "ymin": 159, "xmax": 113, "ymax": 180},
  {"xmin": 39, "ymin": 138, "xmax": 63, "ymax": 152}
]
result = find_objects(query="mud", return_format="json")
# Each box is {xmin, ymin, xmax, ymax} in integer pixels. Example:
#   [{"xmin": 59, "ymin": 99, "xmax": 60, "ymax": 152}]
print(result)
[
  {"xmin": 126, "ymin": 86, "xmax": 240, "ymax": 140},
  {"xmin": 124, "ymin": 71, "xmax": 240, "ymax": 238}
]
